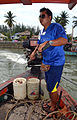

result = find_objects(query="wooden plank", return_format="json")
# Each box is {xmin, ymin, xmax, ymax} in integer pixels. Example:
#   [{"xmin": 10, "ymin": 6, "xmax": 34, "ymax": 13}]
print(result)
[
  {"xmin": 21, "ymin": 0, "xmax": 32, "ymax": 5},
  {"xmin": 68, "ymin": 2, "xmax": 76, "ymax": 10},
  {"xmin": 0, "ymin": 0, "xmax": 70, "ymax": 4},
  {"xmin": 0, "ymin": 0, "xmax": 20, "ymax": 4},
  {"xmin": 32, "ymin": 0, "xmax": 69, "ymax": 3},
  {"xmin": 0, "ymin": 0, "xmax": 77, "ymax": 10}
]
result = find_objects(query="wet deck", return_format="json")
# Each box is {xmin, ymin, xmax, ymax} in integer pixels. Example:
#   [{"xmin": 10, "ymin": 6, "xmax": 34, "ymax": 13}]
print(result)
[
  {"xmin": 0, "ymin": 99, "xmax": 53, "ymax": 120},
  {"xmin": 0, "ymin": 69, "xmax": 77, "ymax": 120}
]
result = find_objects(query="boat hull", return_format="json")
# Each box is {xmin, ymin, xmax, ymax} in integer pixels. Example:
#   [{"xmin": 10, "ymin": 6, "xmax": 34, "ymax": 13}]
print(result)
[
  {"xmin": 0, "ymin": 69, "xmax": 77, "ymax": 120},
  {"xmin": 65, "ymin": 51, "xmax": 77, "ymax": 56}
]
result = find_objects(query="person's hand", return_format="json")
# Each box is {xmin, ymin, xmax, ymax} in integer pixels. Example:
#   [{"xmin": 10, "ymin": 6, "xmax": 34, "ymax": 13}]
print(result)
[
  {"xmin": 30, "ymin": 52, "xmax": 35, "ymax": 60},
  {"xmin": 38, "ymin": 41, "xmax": 48, "ymax": 52},
  {"xmin": 38, "ymin": 44, "xmax": 43, "ymax": 52}
]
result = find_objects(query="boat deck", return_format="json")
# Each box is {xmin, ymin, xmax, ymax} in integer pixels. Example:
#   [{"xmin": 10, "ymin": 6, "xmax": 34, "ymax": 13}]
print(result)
[
  {"xmin": 0, "ymin": 97, "xmax": 77, "ymax": 120},
  {"xmin": 0, "ymin": 69, "xmax": 77, "ymax": 120},
  {"xmin": 0, "ymin": 99, "xmax": 53, "ymax": 120}
]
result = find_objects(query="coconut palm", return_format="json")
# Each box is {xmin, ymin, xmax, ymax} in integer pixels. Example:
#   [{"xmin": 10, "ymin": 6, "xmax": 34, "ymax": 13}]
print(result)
[
  {"xmin": 4, "ymin": 11, "xmax": 16, "ymax": 38},
  {"xmin": 73, "ymin": 16, "xmax": 77, "ymax": 28},
  {"xmin": 60, "ymin": 11, "xmax": 69, "ymax": 29},
  {"xmin": 53, "ymin": 16, "xmax": 61, "ymax": 23},
  {"xmin": 53, "ymin": 11, "xmax": 69, "ymax": 30}
]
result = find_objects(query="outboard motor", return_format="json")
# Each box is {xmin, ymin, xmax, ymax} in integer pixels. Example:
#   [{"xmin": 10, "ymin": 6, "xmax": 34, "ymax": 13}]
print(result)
[
  {"xmin": 22, "ymin": 38, "xmax": 42, "ymax": 77},
  {"xmin": 23, "ymin": 38, "xmax": 35, "ymax": 51}
]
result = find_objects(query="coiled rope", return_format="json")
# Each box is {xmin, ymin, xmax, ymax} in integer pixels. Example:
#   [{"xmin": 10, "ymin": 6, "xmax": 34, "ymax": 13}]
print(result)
[
  {"xmin": 5, "ymin": 100, "xmax": 35, "ymax": 120},
  {"xmin": 43, "ymin": 110, "xmax": 77, "ymax": 120}
]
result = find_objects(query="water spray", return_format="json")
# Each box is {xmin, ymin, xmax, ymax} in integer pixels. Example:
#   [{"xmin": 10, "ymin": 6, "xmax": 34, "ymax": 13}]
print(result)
[{"xmin": 12, "ymin": 54, "xmax": 26, "ymax": 70}]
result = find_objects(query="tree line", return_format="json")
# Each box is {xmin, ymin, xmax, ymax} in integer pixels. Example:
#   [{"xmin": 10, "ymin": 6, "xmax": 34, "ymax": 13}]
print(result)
[{"xmin": 0, "ymin": 11, "xmax": 77, "ymax": 41}]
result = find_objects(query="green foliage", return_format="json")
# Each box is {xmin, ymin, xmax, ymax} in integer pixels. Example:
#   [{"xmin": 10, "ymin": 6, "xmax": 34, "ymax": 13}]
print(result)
[
  {"xmin": 53, "ymin": 16, "xmax": 61, "ymax": 23},
  {"xmin": 20, "ymin": 36, "xmax": 27, "ymax": 41},
  {"xmin": 4, "ymin": 11, "xmax": 16, "ymax": 29},
  {"xmin": 73, "ymin": 16, "xmax": 77, "ymax": 28},
  {"xmin": 67, "ymin": 34, "xmax": 72, "ymax": 42},
  {"xmin": 73, "ymin": 36, "xmax": 77, "ymax": 40},
  {"xmin": 13, "ymin": 24, "xmax": 26, "ymax": 33},
  {"xmin": 4, "ymin": 11, "xmax": 16, "ymax": 39},
  {"xmin": 26, "ymin": 26, "xmax": 36, "ymax": 36},
  {"xmin": 0, "ymin": 24, "xmax": 40, "ymax": 41},
  {"xmin": 0, "ymin": 25, "xmax": 8, "ymax": 33},
  {"xmin": 0, "ymin": 10, "xmax": 76, "ymax": 41},
  {"xmin": 53, "ymin": 11, "xmax": 69, "ymax": 30}
]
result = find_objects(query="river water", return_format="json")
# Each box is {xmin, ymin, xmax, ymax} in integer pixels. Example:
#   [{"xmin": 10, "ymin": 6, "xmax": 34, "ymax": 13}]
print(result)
[{"xmin": 0, "ymin": 48, "xmax": 77, "ymax": 102}]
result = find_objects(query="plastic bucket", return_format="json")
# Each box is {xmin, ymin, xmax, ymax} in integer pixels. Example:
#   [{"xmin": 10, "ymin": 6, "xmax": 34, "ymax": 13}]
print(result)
[
  {"xmin": 13, "ymin": 78, "xmax": 26, "ymax": 100},
  {"xmin": 40, "ymin": 79, "xmax": 50, "ymax": 100},
  {"xmin": 27, "ymin": 78, "xmax": 40, "ymax": 100}
]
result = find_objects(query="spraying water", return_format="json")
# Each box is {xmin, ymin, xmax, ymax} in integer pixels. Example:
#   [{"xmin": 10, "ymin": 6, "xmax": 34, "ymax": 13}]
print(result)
[
  {"xmin": 0, "ymin": 49, "xmax": 28, "ymax": 83},
  {"xmin": 12, "ymin": 54, "xmax": 27, "ymax": 69}
]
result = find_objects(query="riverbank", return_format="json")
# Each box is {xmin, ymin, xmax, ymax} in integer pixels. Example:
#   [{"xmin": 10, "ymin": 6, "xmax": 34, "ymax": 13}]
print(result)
[{"xmin": 0, "ymin": 41, "xmax": 23, "ymax": 49}]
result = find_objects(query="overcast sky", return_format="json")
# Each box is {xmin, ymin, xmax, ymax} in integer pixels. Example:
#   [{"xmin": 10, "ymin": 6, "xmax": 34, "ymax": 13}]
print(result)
[{"xmin": 0, "ymin": 3, "xmax": 77, "ymax": 37}]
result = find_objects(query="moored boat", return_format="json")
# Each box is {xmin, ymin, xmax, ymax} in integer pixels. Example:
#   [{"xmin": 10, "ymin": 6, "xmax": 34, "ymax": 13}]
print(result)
[
  {"xmin": 0, "ymin": 37, "xmax": 77, "ymax": 120},
  {"xmin": 65, "ymin": 51, "xmax": 77, "ymax": 56},
  {"xmin": 0, "ymin": 1, "xmax": 77, "ymax": 119},
  {"xmin": 64, "ymin": 42, "xmax": 77, "ymax": 56}
]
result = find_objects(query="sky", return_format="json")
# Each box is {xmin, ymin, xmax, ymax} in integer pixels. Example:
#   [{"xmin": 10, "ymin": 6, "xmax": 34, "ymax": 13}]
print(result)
[{"xmin": 0, "ymin": 3, "xmax": 77, "ymax": 37}]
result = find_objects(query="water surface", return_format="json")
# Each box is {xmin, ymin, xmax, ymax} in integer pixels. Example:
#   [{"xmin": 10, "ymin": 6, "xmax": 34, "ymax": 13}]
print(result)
[{"xmin": 0, "ymin": 49, "xmax": 77, "ymax": 102}]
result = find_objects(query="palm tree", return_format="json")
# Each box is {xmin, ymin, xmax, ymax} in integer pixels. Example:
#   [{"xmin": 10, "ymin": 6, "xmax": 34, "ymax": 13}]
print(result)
[
  {"xmin": 53, "ymin": 16, "xmax": 61, "ymax": 24},
  {"xmin": 4, "ymin": 11, "xmax": 16, "ymax": 38},
  {"xmin": 53, "ymin": 11, "xmax": 69, "ymax": 30},
  {"xmin": 60, "ymin": 11, "xmax": 69, "ymax": 29},
  {"xmin": 73, "ymin": 16, "xmax": 77, "ymax": 28}
]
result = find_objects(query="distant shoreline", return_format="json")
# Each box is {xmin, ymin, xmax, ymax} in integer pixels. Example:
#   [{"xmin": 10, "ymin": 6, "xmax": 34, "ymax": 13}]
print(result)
[{"xmin": 0, "ymin": 41, "xmax": 23, "ymax": 49}]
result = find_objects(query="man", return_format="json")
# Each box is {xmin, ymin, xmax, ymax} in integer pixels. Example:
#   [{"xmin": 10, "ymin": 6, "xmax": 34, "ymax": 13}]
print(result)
[{"xmin": 30, "ymin": 7, "xmax": 67, "ymax": 112}]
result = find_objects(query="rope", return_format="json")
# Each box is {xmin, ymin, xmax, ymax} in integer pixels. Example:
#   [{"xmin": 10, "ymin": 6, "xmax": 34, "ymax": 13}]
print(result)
[
  {"xmin": 64, "ymin": 111, "xmax": 77, "ymax": 120},
  {"xmin": 43, "ymin": 110, "xmax": 77, "ymax": 120},
  {"xmin": 27, "ymin": 104, "xmax": 35, "ymax": 120},
  {"xmin": 67, "ymin": 112, "xmax": 74, "ymax": 119},
  {"xmin": 4, "ymin": 93, "xmax": 14, "ymax": 99},
  {"xmin": 42, "ymin": 111, "xmax": 61, "ymax": 120},
  {"xmin": 5, "ymin": 99, "xmax": 77, "ymax": 120},
  {"xmin": 4, "ymin": 100, "xmax": 35, "ymax": 120},
  {"xmin": 5, "ymin": 101, "xmax": 18, "ymax": 120}
]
